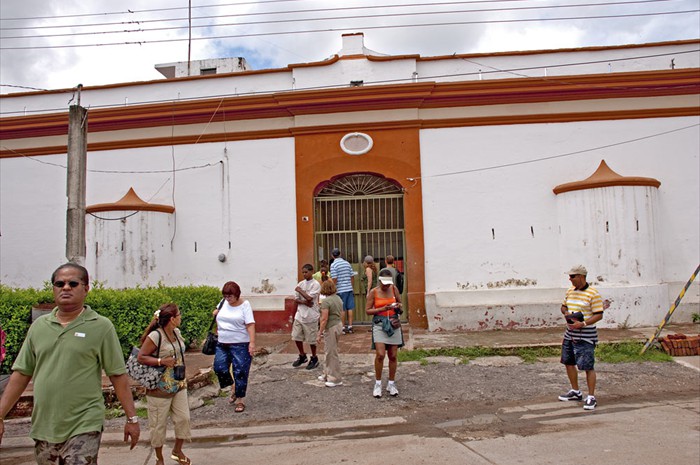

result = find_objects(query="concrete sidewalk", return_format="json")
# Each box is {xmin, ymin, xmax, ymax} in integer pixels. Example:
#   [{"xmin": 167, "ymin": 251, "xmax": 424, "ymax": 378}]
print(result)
[
  {"xmin": 3, "ymin": 398, "xmax": 698, "ymax": 465},
  {"xmin": 1, "ymin": 323, "xmax": 698, "ymax": 464}
]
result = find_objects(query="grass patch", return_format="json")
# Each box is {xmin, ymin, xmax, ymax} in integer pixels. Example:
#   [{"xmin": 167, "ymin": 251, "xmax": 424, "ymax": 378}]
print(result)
[
  {"xmin": 399, "ymin": 341, "xmax": 671, "ymax": 364},
  {"xmin": 104, "ymin": 407, "xmax": 124, "ymax": 420},
  {"xmin": 596, "ymin": 342, "xmax": 672, "ymax": 363},
  {"xmin": 104, "ymin": 406, "xmax": 148, "ymax": 420}
]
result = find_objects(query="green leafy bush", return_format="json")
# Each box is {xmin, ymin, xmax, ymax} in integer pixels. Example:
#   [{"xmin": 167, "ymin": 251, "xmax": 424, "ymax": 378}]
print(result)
[{"xmin": 0, "ymin": 284, "xmax": 221, "ymax": 374}]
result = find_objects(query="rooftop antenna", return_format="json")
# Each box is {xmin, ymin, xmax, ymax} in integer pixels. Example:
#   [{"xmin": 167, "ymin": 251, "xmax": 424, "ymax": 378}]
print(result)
[{"xmin": 187, "ymin": 0, "xmax": 192, "ymax": 76}]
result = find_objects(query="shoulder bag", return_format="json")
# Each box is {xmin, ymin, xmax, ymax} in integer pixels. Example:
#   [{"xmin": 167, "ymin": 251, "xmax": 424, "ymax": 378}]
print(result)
[
  {"xmin": 126, "ymin": 331, "xmax": 165, "ymax": 390},
  {"xmin": 152, "ymin": 331, "xmax": 187, "ymax": 396},
  {"xmin": 202, "ymin": 299, "xmax": 225, "ymax": 355}
]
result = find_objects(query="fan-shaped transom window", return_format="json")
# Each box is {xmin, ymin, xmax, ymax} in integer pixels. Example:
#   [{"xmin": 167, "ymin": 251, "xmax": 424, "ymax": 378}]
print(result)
[{"xmin": 317, "ymin": 174, "xmax": 402, "ymax": 197}]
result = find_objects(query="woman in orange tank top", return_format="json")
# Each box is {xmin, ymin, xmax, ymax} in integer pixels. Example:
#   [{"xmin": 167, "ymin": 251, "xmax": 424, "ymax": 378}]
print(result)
[{"xmin": 366, "ymin": 268, "xmax": 404, "ymax": 398}]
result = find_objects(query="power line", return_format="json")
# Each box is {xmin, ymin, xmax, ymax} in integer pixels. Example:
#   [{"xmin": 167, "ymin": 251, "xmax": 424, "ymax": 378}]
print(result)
[
  {"xmin": 414, "ymin": 123, "xmax": 700, "ymax": 180},
  {"xmin": 0, "ymin": 0, "xmax": 679, "ymax": 34},
  {"xmin": 0, "ymin": 0, "xmax": 310, "ymax": 21},
  {"xmin": 0, "ymin": 83, "xmax": 48, "ymax": 91},
  {"xmin": 0, "ymin": 145, "xmax": 222, "ymax": 173},
  {"xmin": 1, "ymin": 8, "xmax": 697, "ymax": 50}
]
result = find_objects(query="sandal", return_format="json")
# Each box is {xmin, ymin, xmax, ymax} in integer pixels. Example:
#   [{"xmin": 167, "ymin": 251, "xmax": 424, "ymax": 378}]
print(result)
[
  {"xmin": 228, "ymin": 395, "xmax": 237, "ymax": 404},
  {"xmin": 170, "ymin": 453, "xmax": 191, "ymax": 465},
  {"xmin": 234, "ymin": 402, "xmax": 246, "ymax": 413}
]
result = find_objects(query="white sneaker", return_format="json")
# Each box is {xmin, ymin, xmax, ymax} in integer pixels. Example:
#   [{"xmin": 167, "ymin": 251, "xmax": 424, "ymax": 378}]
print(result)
[
  {"xmin": 325, "ymin": 381, "xmax": 343, "ymax": 387},
  {"xmin": 317, "ymin": 375, "xmax": 326, "ymax": 382},
  {"xmin": 386, "ymin": 383, "xmax": 399, "ymax": 397},
  {"xmin": 373, "ymin": 384, "xmax": 382, "ymax": 398}
]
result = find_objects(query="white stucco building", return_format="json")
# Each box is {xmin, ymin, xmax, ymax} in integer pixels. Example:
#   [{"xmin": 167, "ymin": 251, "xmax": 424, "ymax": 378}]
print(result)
[{"xmin": 1, "ymin": 33, "xmax": 699, "ymax": 331}]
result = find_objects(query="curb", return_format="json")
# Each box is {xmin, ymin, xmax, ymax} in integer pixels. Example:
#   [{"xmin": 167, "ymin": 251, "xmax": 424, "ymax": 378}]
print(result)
[{"xmin": 0, "ymin": 416, "xmax": 407, "ymax": 450}]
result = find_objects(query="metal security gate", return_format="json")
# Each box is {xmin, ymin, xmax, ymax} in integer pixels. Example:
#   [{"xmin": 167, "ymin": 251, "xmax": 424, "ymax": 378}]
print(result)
[{"xmin": 314, "ymin": 174, "xmax": 406, "ymax": 323}]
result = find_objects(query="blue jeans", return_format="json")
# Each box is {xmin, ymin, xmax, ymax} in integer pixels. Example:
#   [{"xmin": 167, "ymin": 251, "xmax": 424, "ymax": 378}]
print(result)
[{"xmin": 213, "ymin": 342, "xmax": 252, "ymax": 398}]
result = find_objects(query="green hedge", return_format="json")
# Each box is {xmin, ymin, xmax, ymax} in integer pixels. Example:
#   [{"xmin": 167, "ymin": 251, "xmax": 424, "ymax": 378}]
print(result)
[{"xmin": 0, "ymin": 284, "xmax": 221, "ymax": 375}]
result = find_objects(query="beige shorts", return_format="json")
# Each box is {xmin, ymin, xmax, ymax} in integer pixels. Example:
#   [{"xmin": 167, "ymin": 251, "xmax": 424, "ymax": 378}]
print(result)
[{"xmin": 291, "ymin": 319, "xmax": 318, "ymax": 344}]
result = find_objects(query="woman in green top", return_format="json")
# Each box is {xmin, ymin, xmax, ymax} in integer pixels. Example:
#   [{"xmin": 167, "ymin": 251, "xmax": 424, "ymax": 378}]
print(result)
[
  {"xmin": 317, "ymin": 279, "xmax": 344, "ymax": 387},
  {"xmin": 361, "ymin": 255, "xmax": 378, "ymax": 296}
]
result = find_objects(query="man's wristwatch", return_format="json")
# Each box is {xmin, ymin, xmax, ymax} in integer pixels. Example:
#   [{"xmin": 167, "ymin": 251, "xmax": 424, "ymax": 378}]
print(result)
[{"xmin": 126, "ymin": 416, "xmax": 139, "ymax": 424}]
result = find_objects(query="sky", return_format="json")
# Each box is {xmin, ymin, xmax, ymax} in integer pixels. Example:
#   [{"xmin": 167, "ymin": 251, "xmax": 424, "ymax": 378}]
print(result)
[{"xmin": 0, "ymin": 0, "xmax": 699, "ymax": 93}]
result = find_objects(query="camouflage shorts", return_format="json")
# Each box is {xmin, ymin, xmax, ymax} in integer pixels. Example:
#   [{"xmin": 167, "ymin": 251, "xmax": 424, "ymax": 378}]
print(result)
[{"xmin": 34, "ymin": 431, "xmax": 102, "ymax": 465}]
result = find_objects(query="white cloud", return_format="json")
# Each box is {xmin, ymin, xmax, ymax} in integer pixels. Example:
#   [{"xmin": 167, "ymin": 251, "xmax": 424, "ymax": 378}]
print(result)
[{"xmin": 1, "ymin": 0, "xmax": 698, "ymax": 93}]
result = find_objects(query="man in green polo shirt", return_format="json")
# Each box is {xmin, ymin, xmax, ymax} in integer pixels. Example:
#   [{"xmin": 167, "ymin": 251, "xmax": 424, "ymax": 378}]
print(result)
[{"xmin": 0, "ymin": 263, "xmax": 140, "ymax": 463}]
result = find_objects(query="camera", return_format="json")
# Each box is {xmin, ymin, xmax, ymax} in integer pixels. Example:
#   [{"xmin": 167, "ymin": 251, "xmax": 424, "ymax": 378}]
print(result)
[
  {"xmin": 565, "ymin": 311, "xmax": 584, "ymax": 324},
  {"xmin": 173, "ymin": 365, "xmax": 186, "ymax": 381}
]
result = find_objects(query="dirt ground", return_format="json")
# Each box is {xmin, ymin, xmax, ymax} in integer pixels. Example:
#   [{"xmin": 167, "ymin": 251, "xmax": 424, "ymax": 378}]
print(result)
[{"xmin": 106, "ymin": 355, "xmax": 699, "ymax": 436}]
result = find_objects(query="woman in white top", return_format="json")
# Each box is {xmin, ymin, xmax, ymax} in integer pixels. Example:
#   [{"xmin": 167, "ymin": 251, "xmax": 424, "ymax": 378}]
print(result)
[{"xmin": 212, "ymin": 281, "xmax": 256, "ymax": 413}]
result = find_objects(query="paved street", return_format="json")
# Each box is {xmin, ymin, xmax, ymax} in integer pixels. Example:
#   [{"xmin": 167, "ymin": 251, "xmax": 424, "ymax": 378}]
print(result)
[
  {"xmin": 3, "ymin": 395, "xmax": 699, "ymax": 465},
  {"xmin": 2, "ymin": 324, "xmax": 698, "ymax": 464}
]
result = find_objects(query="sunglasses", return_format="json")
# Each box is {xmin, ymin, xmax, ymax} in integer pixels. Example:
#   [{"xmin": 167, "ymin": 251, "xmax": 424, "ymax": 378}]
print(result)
[
  {"xmin": 569, "ymin": 275, "xmax": 578, "ymax": 279},
  {"xmin": 53, "ymin": 281, "xmax": 83, "ymax": 288}
]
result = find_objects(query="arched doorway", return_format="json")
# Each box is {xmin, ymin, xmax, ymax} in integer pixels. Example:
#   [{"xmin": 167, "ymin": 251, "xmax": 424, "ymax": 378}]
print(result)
[{"xmin": 314, "ymin": 173, "xmax": 406, "ymax": 323}]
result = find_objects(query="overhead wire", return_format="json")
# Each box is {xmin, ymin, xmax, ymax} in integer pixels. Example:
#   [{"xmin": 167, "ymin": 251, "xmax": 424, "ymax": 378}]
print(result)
[
  {"xmin": 0, "ymin": 145, "xmax": 223, "ymax": 173},
  {"xmin": 411, "ymin": 123, "xmax": 700, "ymax": 180},
  {"xmin": 1, "ymin": 8, "xmax": 697, "ymax": 49},
  {"xmin": 2, "ymin": 0, "xmax": 672, "ymax": 23},
  {"xmin": 0, "ymin": 0, "xmax": 682, "ymax": 36}
]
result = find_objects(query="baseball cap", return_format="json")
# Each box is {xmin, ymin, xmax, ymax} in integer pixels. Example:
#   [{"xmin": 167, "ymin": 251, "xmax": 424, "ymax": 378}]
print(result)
[
  {"xmin": 567, "ymin": 265, "xmax": 588, "ymax": 276},
  {"xmin": 331, "ymin": 248, "xmax": 341, "ymax": 257}
]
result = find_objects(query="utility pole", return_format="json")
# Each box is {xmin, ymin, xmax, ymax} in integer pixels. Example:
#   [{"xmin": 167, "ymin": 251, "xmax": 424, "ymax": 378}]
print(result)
[{"xmin": 66, "ymin": 85, "xmax": 87, "ymax": 265}]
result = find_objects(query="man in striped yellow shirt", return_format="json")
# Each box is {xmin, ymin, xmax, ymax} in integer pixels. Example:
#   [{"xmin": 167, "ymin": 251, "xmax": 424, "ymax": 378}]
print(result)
[{"xmin": 558, "ymin": 265, "xmax": 605, "ymax": 411}]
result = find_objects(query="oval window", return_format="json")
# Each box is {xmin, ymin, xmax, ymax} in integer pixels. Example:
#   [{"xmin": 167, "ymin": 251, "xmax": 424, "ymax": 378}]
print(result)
[{"xmin": 340, "ymin": 132, "xmax": 373, "ymax": 156}]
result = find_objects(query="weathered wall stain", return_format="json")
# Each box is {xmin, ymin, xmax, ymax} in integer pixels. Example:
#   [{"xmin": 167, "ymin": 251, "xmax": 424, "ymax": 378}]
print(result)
[{"xmin": 251, "ymin": 279, "xmax": 276, "ymax": 294}]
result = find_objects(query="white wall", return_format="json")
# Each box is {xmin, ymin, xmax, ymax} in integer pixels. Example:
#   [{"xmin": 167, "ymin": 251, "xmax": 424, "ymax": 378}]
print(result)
[
  {"xmin": 0, "ymin": 152, "xmax": 71, "ymax": 285},
  {"xmin": 416, "ymin": 42, "xmax": 700, "ymax": 82},
  {"xmin": 1, "ymin": 138, "xmax": 299, "ymax": 305},
  {"xmin": 420, "ymin": 115, "xmax": 700, "ymax": 329}
]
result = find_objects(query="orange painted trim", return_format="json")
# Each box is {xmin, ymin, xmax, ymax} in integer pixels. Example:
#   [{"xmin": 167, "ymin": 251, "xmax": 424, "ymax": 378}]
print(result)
[
  {"xmin": 1, "ymin": 127, "xmax": 292, "ymax": 158},
  {"xmin": 0, "ymin": 69, "xmax": 294, "ymax": 99},
  {"xmin": 2, "ymin": 39, "xmax": 697, "ymax": 99},
  {"xmin": 2, "ymin": 69, "xmax": 697, "ymax": 141},
  {"xmin": 419, "ymin": 106, "xmax": 700, "ymax": 129},
  {"xmin": 2, "ymin": 106, "xmax": 697, "ymax": 159},
  {"xmin": 553, "ymin": 160, "xmax": 660, "ymax": 194},
  {"xmin": 290, "ymin": 55, "xmax": 340, "ymax": 68},
  {"xmin": 294, "ymin": 128, "xmax": 427, "ymax": 328},
  {"xmin": 86, "ymin": 187, "xmax": 175, "ymax": 213}
]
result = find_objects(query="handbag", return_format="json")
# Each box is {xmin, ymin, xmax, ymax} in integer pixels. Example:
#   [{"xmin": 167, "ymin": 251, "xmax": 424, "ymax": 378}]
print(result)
[
  {"xmin": 152, "ymin": 330, "xmax": 187, "ymax": 396},
  {"xmin": 202, "ymin": 299, "xmax": 225, "ymax": 355},
  {"xmin": 126, "ymin": 332, "xmax": 165, "ymax": 390}
]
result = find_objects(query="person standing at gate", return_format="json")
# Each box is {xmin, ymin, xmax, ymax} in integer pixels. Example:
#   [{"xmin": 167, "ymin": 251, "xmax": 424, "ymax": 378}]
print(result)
[
  {"xmin": 330, "ymin": 248, "xmax": 355, "ymax": 334},
  {"xmin": 291, "ymin": 264, "xmax": 322, "ymax": 370},
  {"xmin": 361, "ymin": 255, "xmax": 379, "ymax": 297},
  {"xmin": 313, "ymin": 259, "xmax": 330, "ymax": 283},
  {"xmin": 317, "ymin": 279, "xmax": 344, "ymax": 387},
  {"xmin": 366, "ymin": 268, "xmax": 404, "ymax": 398},
  {"xmin": 380, "ymin": 255, "xmax": 399, "ymax": 286}
]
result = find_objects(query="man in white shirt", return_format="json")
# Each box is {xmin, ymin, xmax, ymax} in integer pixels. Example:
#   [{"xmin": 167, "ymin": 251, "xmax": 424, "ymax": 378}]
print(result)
[{"xmin": 291, "ymin": 264, "xmax": 322, "ymax": 369}]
